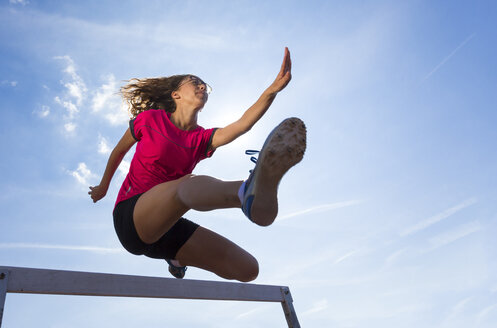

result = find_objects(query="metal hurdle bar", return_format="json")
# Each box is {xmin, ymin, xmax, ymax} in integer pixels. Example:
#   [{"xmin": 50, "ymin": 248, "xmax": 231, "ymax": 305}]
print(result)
[{"xmin": 0, "ymin": 266, "xmax": 300, "ymax": 327}]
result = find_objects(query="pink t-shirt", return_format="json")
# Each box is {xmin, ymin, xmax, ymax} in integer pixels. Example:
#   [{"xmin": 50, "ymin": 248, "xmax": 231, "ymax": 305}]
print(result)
[{"xmin": 115, "ymin": 109, "xmax": 217, "ymax": 206}]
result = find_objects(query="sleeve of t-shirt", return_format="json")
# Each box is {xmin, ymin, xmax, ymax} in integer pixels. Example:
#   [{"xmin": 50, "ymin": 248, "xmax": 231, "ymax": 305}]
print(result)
[
  {"xmin": 129, "ymin": 111, "xmax": 150, "ymax": 141},
  {"xmin": 198, "ymin": 127, "xmax": 218, "ymax": 161}
]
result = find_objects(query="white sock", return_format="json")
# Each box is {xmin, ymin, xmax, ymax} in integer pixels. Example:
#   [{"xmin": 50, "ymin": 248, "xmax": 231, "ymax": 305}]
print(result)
[{"xmin": 238, "ymin": 181, "xmax": 246, "ymax": 206}]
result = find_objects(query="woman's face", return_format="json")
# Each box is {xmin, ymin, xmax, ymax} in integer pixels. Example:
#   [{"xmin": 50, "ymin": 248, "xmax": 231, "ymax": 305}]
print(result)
[{"xmin": 175, "ymin": 75, "xmax": 211, "ymax": 108}]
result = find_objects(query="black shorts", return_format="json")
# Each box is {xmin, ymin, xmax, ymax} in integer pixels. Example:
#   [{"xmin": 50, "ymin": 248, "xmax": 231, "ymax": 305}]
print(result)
[{"xmin": 113, "ymin": 193, "xmax": 200, "ymax": 260}]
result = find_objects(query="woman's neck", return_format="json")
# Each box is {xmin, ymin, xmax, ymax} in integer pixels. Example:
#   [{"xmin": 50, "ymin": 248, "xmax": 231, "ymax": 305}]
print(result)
[{"xmin": 169, "ymin": 107, "xmax": 199, "ymax": 131}]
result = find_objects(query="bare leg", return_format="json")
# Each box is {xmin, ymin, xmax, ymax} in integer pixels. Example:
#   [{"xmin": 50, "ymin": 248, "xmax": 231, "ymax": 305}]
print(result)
[
  {"xmin": 176, "ymin": 226, "xmax": 259, "ymax": 282},
  {"xmin": 133, "ymin": 174, "xmax": 243, "ymax": 244},
  {"xmin": 133, "ymin": 175, "xmax": 257, "ymax": 281},
  {"xmin": 177, "ymin": 175, "xmax": 242, "ymax": 211}
]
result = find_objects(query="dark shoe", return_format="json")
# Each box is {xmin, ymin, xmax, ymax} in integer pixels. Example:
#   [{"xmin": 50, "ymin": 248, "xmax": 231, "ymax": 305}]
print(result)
[{"xmin": 166, "ymin": 259, "xmax": 187, "ymax": 279}]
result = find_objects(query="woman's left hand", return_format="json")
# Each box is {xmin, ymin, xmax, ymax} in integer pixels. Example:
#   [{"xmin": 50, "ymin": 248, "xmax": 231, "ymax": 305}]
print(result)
[{"xmin": 268, "ymin": 47, "xmax": 292, "ymax": 94}]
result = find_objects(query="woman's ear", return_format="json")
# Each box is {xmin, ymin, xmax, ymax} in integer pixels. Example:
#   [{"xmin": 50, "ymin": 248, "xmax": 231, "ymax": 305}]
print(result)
[{"xmin": 171, "ymin": 90, "xmax": 180, "ymax": 100}]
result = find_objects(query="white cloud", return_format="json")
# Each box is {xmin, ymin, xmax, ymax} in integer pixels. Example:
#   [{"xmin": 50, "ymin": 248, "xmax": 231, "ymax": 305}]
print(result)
[
  {"xmin": 423, "ymin": 33, "xmax": 476, "ymax": 81},
  {"xmin": 36, "ymin": 105, "xmax": 50, "ymax": 118},
  {"xmin": 118, "ymin": 160, "xmax": 130, "ymax": 177},
  {"xmin": 92, "ymin": 74, "xmax": 117, "ymax": 112},
  {"xmin": 334, "ymin": 249, "xmax": 361, "ymax": 265},
  {"xmin": 55, "ymin": 96, "xmax": 79, "ymax": 119},
  {"xmin": 91, "ymin": 74, "xmax": 129, "ymax": 125},
  {"xmin": 70, "ymin": 162, "xmax": 95, "ymax": 186},
  {"xmin": 235, "ymin": 307, "xmax": 262, "ymax": 320},
  {"xmin": 385, "ymin": 249, "xmax": 406, "ymax": 266},
  {"xmin": 54, "ymin": 55, "xmax": 87, "ymax": 105},
  {"xmin": 9, "ymin": 0, "xmax": 29, "ymax": 5},
  {"xmin": 277, "ymin": 200, "xmax": 361, "ymax": 221},
  {"xmin": 0, "ymin": 242, "xmax": 123, "ymax": 254},
  {"xmin": 427, "ymin": 221, "xmax": 481, "ymax": 251},
  {"xmin": 105, "ymin": 101, "xmax": 129, "ymax": 126},
  {"xmin": 51, "ymin": 56, "xmax": 87, "ymax": 136},
  {"xmin": 267, "ymin": 247, "xmax": 341, "ymax": 282},
  {"xmin": 64, "ymin": 122, "xmax": 76, "ymax": 133},
  {"xmin": 451, "ymin": 297, "xmax": 473, "ymax": 313},
  {"xmin": 476, "ymin": 303, "xmax": 497, "ymax": 325},
  {"xmin": 50, "ymin": 58, "xmax": 127, "ymax": 137},
  {"xmin": 65, "ymin": 81, "xmax": 85, "ymax": 104},
  {"xmin": 442, "ymin": 297, "xmax": 473, "ymax": 324},
  {"xmin": 98, "ymin": 135, "xmax": 111, "ymax": 154},
  {"xmin": 51, "ymin": 60, "xmax": 88, "ymax": 138},
  {"xmin": 1, "ymin": 80, "xmax": 18, "ymax": 87},
  {"xmin": 400, "ymin": 198, "xmax": 477, "ymax": 237},
  {"xmin": 301, "ymin": 299, "xmax": 328, "ymax": 316}
]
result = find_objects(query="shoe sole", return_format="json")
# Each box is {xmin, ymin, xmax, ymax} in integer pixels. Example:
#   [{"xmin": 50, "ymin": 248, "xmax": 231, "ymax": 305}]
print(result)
[{"xmin": 248, "ymin": 117, "xmax": 306, "ymax": 225}]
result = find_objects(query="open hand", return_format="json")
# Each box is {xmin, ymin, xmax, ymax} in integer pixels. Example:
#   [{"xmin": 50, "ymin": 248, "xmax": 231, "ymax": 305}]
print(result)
[
  {"xmin": 88, "ymin": 185, "xmax": 107, "ymax": 203},
  {"xmin": 268, "ymin": 47, "xmax": 292, "ymax": 93}
]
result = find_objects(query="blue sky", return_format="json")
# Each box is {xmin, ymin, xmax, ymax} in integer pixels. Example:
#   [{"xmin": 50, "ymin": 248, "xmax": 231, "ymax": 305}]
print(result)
[{"xmin": 1, "ymin": 0, "xmax": 496, "ymax": 327}]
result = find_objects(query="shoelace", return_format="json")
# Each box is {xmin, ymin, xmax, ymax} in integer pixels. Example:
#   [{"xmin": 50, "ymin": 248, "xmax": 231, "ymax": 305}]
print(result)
[{"xmin": 245, "ymin": 150, "xmax": 259, "ymax": 173}]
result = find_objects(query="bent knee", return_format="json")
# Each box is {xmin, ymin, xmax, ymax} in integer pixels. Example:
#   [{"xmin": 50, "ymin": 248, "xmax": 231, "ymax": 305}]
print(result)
[{"xmin": 237, "ymin": 257, "xmax": 259, "ymax": 282}]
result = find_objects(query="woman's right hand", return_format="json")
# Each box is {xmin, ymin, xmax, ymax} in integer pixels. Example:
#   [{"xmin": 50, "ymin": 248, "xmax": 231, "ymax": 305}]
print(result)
[{"xmin": 89, "ymin": 185, "xmax": 107, "ymax": 203}]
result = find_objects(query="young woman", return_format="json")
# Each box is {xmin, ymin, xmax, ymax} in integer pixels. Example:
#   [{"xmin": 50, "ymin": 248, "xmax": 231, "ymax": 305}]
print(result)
[{"xmin": 89, "ymin": 47, "xmax": 306, "ymax": 282}]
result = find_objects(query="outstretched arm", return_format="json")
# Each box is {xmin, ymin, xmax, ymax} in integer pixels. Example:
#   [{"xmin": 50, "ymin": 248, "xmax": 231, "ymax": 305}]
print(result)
[
  {"xmin": 210, "ymin": 47, "xmax": 292, "ymax": 149},
  {"xmin": 89, "ymin": 128, "xmax": 136, "ymax": 203}
]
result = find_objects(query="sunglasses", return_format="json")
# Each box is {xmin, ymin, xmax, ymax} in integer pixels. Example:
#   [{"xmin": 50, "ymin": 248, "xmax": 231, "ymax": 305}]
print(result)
[{"xmin": 178, "ymin": 76, "xmax": 212, "ymax": 94}]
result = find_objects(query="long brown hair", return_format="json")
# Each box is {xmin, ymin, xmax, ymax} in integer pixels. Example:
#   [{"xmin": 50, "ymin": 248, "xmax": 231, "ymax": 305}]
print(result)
[{"xmin": 120, "ymin": 75, "xmax": 189, "ymax": 118}]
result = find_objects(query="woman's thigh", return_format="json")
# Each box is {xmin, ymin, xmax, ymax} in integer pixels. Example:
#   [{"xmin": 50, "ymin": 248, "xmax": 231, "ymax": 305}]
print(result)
[
  {"xmin": 175, "ymin": 226, "xmax": 259, "ymax": 282},
  {"xmin": 133, "ymin": 175, "xmax": 191, "ymax": 244}
]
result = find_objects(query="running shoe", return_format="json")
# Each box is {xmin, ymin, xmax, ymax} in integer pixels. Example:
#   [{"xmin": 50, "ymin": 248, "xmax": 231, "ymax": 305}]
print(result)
[
  {"xmin": 241, "ymin": 117, "xmax": 306, "ymax": 225},
  {"xmin": 166, "ymin": 259, "xmax": 187, "ymax": 279}
]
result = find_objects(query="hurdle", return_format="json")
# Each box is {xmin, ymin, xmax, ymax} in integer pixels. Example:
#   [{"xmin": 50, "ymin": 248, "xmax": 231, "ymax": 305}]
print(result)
[{"xmin": 0, "ymin": 266, "xmax": 300, "ymax": 327}]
